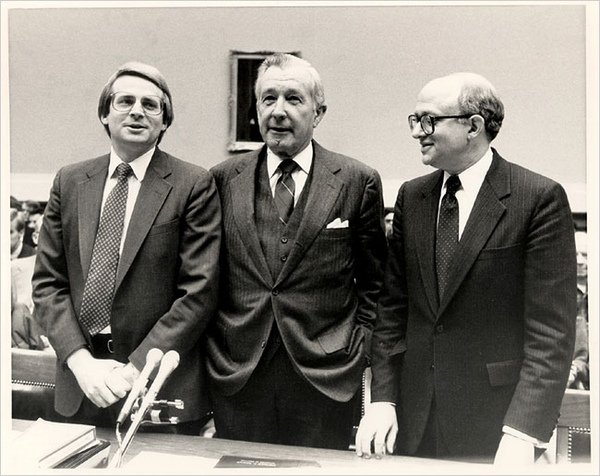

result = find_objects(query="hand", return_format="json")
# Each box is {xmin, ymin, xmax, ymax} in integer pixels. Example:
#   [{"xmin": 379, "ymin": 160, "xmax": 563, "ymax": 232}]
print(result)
[
  {"xmin": 355, "ymin": 402, "xmax": 398, "ymax": 458},
  {"xmin": 567, "ymin": 362, "xmax": 577, "ymax": 387},
  {"xmin": 67, "ymin": 348, "xmax": 128, "ymax": 408},
  {"xmin": 494, "ymin": 433, "xmax": 535, "ymax": 465}
]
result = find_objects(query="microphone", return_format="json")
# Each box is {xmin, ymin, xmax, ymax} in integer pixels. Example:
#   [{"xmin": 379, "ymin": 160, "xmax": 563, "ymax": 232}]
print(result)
[
  {"xmin": 116, "ymin": 348, "xmax": 163, "ymax": 426},
  {"xmin": 134, "ymin": 350, "xmax": 180, "ymax": 422}
]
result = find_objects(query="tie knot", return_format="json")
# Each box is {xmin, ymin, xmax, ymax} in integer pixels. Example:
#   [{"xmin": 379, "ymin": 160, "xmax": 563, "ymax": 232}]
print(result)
[
  {"xmin": 445, "ymin": 175, "xmax": 461, "ymax": 195},
  {"xmin": 278, "ymin": 160, "xmax": 299, "ymax": 176},
  {"xmin": 116, "ymin": 162, "xmax": 133, "ymax": 179}
]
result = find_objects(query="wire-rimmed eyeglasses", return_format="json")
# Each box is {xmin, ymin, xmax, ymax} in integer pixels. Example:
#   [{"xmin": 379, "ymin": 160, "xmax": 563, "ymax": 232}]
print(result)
[
  {"xmin": 110, "ymin": 92, "xmax": 164, "ymax": 116},
  {"xmin": 408, "ymin": 113, "xmax": 473, "ymax": 136}
]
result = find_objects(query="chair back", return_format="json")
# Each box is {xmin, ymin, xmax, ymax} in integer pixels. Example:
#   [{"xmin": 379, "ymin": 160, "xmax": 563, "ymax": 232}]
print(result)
[{"xmin": 556, "ymin": 389, "xmax": 591, "ymax": 463}]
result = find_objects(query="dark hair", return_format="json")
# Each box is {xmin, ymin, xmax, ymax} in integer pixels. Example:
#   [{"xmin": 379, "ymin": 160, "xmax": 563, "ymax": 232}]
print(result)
[
  {"xmin": 97, "ymin": 61, "xmax": 173, "ymax": 144},
  {"xmin": 458, "ymin": 81, "xmax": 504, "ymax": 141}
]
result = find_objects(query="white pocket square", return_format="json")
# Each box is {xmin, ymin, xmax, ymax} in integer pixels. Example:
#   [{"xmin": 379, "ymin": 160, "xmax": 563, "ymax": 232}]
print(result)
[{"xmin": 326, "ymin": 218, "xmax": 349, "ymax": 229}]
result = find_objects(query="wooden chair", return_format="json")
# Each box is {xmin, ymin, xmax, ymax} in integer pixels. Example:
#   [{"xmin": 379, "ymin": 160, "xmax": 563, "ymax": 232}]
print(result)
[
  {"xmin": 11, "ymin": 347, "xmax": 61, "ymax": 421},
  {"xmin": 555, "ymin": 389, "xmax": 591, "ymax": 463}
]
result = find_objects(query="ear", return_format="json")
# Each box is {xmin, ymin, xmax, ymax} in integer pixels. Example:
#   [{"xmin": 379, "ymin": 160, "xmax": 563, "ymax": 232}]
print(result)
[
  {"xmin": 313, "ymin": 105, "xmax": 327, "ymax": 128},
  {"xmin": 100, "ymin": 115, "xmax": 109, "ymax": 125},
  {"xmin": 467, "ymin": 114, "xmax": 486, "ymax": 139},
  {"xmin": 161, "ymin": 122, "xmax": 168, "ymax": 132}
]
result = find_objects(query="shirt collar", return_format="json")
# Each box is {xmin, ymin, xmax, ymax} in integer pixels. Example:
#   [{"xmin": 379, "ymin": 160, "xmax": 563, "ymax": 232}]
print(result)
[
  {"xmin": 267, "ymin": 142, "xmax": 313, "ymax": 178},
  {"xmin": 108, "ymin": 146, "xmax": 155, "ymax": 181},
  {"xmin": 444, "ymin": 147, "xmax": 493, "ymax": 195}
]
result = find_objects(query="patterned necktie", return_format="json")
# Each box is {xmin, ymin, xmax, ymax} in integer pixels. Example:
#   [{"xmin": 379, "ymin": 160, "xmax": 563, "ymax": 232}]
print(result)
[
  {"xmin": 79, "ymin": 162, "xmax": 133, "ymax": 336},
  {"xmin": 436, "ymin": 174, "xmax": 461, "ymax": 299},
  {"xmin": 274, "ymin": 160, "xmax": 299, "ymax": 225}
]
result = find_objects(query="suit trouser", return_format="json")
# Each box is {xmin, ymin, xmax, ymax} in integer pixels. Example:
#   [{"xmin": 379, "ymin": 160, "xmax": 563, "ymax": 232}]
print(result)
[{"xmin": 210, "ymin": 345, "xmax": 357, "ymax": 450}]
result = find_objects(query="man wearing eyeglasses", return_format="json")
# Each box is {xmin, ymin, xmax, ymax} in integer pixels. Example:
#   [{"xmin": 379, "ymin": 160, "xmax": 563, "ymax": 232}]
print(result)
[
  {"xmin": 32, "ymin": 62, "xmax": 221, "ymax": 433},
  {"xmin": 355, "ymin": 72, "xmax": 577, "ymax": 463}
]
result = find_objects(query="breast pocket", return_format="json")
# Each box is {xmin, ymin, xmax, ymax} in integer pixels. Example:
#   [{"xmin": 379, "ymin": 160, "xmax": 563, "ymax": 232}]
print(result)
[{"xmin": 147, "ymin": 218, "xmax": 179, "ymax": 237}]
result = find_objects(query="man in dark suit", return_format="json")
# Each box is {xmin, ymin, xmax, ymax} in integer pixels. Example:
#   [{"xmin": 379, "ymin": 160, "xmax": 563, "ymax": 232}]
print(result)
[
  {"xmin": 355, "ymin": 72, "xmax": 577, "ymax": 463},
  {"xmin": 207, "ymin": 53, "xmax": 386, "ymax": 450},
  {"xmin": 32, "ymin": 62, "xmax": 221, "ymax": 433}
]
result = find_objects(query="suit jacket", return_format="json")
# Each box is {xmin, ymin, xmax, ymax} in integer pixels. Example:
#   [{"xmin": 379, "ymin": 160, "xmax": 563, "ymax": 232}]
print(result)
[
  {"xmin": 18, "ymin": 243, "xmax": 36, "ymax": 258},
  {"xmin": 370, "ymin": 149, "xmax": 577, "ymax": 458},
  {"xmin": 32, "ymin": 148, "xmax": 221, "ymax": 421},
  {"xmin": 207, "ymin": 141, "xmax": 386, "ymax": 402}
]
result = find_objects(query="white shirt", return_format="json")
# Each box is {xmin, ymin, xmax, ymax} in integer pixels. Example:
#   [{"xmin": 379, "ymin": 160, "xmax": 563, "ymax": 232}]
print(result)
[
  {"xmin": 102, "ymin": 147, "xmax": 154, "ymax": 255},
  {"xmin": 267, "ymin": 143, "xmax": 313, "ymax": 203},
  {"xmin": 438, "ymin": 147, "xmax": 493, "ymax": 240}
]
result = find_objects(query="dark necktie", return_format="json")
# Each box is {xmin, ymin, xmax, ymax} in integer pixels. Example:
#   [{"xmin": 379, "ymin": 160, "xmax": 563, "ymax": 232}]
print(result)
[
  {"xmin": 79, "ymin": 162, "xmax": 133, "ymax": 336},
  {"xmin": 274, "ymin": 160, "xmax": 299, "ymax": 225},
  {"xmin": 436, "ymin": 174, "xmax": 461, "ymax": 299}
]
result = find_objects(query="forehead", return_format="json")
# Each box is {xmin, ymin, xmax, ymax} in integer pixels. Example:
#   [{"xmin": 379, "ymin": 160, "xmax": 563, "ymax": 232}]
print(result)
[
  {"xmin": 258, "ymin": 65, "xmax": 313, "ymax": 94},
  {"xmin": 415, "ymin": 79, "xmax": 461, "ymax": 114},
  {"xmin": 111, "ymin": 75, "xmax": 163, "ymax": 97}
]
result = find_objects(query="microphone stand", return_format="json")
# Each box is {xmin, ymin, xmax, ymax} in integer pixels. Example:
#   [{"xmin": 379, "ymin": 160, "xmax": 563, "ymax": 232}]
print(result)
[{"xmin": 108, "ymin": 351, "xmax": 181, "ymax": 468}]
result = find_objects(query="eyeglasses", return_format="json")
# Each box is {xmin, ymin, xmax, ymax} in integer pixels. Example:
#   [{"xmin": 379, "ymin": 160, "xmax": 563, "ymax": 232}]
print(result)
[
  {"xmin": 408, "ymin": 113, "xmax": 473, "ymax": 136},
  {"xmin": 110, "ymin": 92, "xmax": 163, "ymax": 116}
]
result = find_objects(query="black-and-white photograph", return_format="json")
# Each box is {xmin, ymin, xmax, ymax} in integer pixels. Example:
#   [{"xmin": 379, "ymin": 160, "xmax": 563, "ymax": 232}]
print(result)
[{"xmin": 1, "ymin": 1, "xmax": 597, "ymax": 474}]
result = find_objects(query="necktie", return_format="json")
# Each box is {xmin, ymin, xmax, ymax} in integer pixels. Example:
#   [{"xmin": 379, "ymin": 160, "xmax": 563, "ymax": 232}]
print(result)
[
  {"xmin": 274, "ymin": 160, "xmax": 299, "ymax": 225},
  {"xmin": 79, "ymin": 162, "xmax": 133, "ymax": 336},
  {"xmin": 436, "ymin": 174, "xmax": 461, "ymax": 299}
]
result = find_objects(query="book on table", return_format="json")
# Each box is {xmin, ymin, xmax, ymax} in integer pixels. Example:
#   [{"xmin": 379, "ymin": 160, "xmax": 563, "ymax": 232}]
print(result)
[{"xmin": 11, "ymin": 418, "xmax": 110, "ymax": 468}]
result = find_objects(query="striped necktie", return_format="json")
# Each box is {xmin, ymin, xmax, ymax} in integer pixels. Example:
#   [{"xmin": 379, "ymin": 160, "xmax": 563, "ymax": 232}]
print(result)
[{"xmin": 274, "ymin": 160, "xmax": 299, "ymax": 225}]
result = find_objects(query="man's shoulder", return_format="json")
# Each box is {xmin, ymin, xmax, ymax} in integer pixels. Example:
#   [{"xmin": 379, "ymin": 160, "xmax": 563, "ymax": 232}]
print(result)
[
  {"xmin": 158, "ymin": 149, "xmax": 211, "ymax": 178},
  {"xmin": 492, "ymin": 149, "xmax": 562, "ymax": 192},
  {"xmin": 210, "ymin": 149, "xmax": 260, "ymax": 179},
  {"xmin": 313, "ymin": 141, "xmax": 378, "ymax": 177}
]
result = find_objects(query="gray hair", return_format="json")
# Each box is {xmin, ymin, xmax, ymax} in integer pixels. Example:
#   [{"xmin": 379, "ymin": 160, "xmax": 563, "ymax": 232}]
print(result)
[{"xmin": 254, "ymin": 53, "xmax": 326, "ymax": 110}]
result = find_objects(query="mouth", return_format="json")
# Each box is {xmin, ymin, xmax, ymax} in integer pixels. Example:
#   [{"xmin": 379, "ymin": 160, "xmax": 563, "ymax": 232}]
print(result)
[
  {"xmin": 125, "ymin": 123, "xmax": 147, "ymax": 130},
  {"xmin": 420, "ymin": 142, "xmax": 433, "ymax": 150},
  {"xmin": 269, "ymin": 126, "xmax": 291, "ymax": 134}
]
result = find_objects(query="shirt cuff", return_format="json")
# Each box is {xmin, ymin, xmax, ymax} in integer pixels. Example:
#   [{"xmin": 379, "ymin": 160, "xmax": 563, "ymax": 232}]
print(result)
[{"xmin": 502, "ymin": 425, "xmax": 548, "ymax": 448}]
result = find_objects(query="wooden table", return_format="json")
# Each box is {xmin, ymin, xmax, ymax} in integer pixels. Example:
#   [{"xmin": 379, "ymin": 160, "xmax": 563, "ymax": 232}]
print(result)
[{"xmin": 11, "ymin": 419, "xmax": 485, "ymax": 473}]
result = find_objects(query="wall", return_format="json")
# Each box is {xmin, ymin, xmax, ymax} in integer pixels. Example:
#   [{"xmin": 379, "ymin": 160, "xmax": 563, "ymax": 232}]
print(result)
[{"xmin": 7, "ymin": 4, "xmax": 588, "ymax": 208}]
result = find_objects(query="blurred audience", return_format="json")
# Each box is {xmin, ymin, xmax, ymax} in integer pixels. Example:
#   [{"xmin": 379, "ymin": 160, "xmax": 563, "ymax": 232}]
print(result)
[
  {"xmin": 11, "ymin": 281, "xmax": 46, "ymax": 350},
  {"xmin": 10, "ymin": 211, "xmax": 36, "ymax": 259},
  {"xmin": 568, "ymin": 230, "xmax": 588, "ymax": 389},
  {"xmin": 21, "ymin": 200, "xmax": 44, "ymax": 248}
]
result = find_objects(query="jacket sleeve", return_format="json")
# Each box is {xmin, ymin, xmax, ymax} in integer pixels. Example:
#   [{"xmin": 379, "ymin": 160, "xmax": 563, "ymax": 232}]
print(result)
[
  {"xmin": 502, "ymin": 181, "xmax": 577, "ymax": 441},
  {"xmin": 32, "ymin": 169, "xmax": 89, "ymax": 364}
]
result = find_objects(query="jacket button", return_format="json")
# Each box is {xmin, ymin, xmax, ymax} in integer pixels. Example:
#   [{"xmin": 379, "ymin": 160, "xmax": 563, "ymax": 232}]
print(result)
[
  {"xmin": 281, "ymin": 237, "xmax": 288, "ymax": 243},
  {"xmin": 436, "ymin": 325, "xmax": 444, "ymax": 333},
  {"xmin": 431, "ymin": 363, "xmax": 435, "ymax": 370},
  {"xmin": 261, "ymin": 341, "xmax": 266, "ymax": 348},
  {"xmin": 272, "ymin": 289, "xmax": 279, "ymax": 296},
  {"xmin": 281, "ymin": 255, "xmax": 287, "ymax": 262}
]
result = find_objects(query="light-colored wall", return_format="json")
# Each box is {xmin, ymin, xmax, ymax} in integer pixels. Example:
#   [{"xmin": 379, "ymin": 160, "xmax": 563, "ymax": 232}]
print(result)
[{"xmin": 7, "ymin": 4, "xmax": 587, "ymax": 208}]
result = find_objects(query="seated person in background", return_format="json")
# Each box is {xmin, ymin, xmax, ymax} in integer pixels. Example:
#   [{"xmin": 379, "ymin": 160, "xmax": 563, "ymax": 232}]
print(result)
[
  {"xmin": 12, "ymin": 282, "xmax": 46, "ymax": 350},
  {"xmin": 10, "ymin": 211, "xmax": 36, "ymax": 259},
  {"xmin": 569, "ymin": 231, "xmax": 588, "ymax": 389},
  {"xmin": 22, "ymin": 200, "xmax": 44, "ymax": 248}
]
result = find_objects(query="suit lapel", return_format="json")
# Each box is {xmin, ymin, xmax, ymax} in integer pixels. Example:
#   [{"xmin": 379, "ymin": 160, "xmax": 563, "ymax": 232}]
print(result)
[
  {"xmin": 230, "ymin": 149, "xmax": 274, "ymax": 287},
  {"xmin": 275, "ymin": 142, "xmax": 343, "ymax": 287},
  {"xmin": 78, "ymin": 156, "xmax": 109, "ymax": 279},
  {"xmin": 416, "ymin": 172, "xmax": 444, "ymax": 314},
  {"xmin": 115, "ymin": 149, "xmax": 173, "ymax": 290},
  {"xmin": 438, "ymin": 152, "xmax": 510, "ymax": 315}
]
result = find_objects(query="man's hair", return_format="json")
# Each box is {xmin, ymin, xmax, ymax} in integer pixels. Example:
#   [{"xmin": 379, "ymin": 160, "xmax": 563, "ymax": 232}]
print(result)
[
  {"xmin": 11, "ymin": 213, "xmax": 25, "ymax": 233},
  {"xmin": 97, "ymin": 61, "xmax": 174, "ymax": 144},
  {"xmin": 254, "ymin": 53, "xmax": 326, "ymax": 110},
  {"xmin": 454, "ymin": 73, "xmax": 504, "ymax": 141}
]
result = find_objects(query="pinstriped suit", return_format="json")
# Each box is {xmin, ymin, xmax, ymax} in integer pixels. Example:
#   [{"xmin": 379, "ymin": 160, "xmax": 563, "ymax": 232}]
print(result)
[
  {"xmin": 206, "ymin": 141, "xmax": 386, "ymax": 446},
  {"xmin": 370, "ymin": 148, "xmax": 577, "ymax": 459}
]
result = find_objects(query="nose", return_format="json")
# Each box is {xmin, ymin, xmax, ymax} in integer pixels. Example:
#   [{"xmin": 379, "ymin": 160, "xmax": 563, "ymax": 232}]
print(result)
[
  {"xmin": 410, "ymin": 122, "xmax": 425, "ymax": 139},
  {"xmin": 129, "ymin": 99, "xmax": 145, "ymax": 117},
  {"xmin": 272, "ymin": 97, "xmax": 287, "ymax": 119}
]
